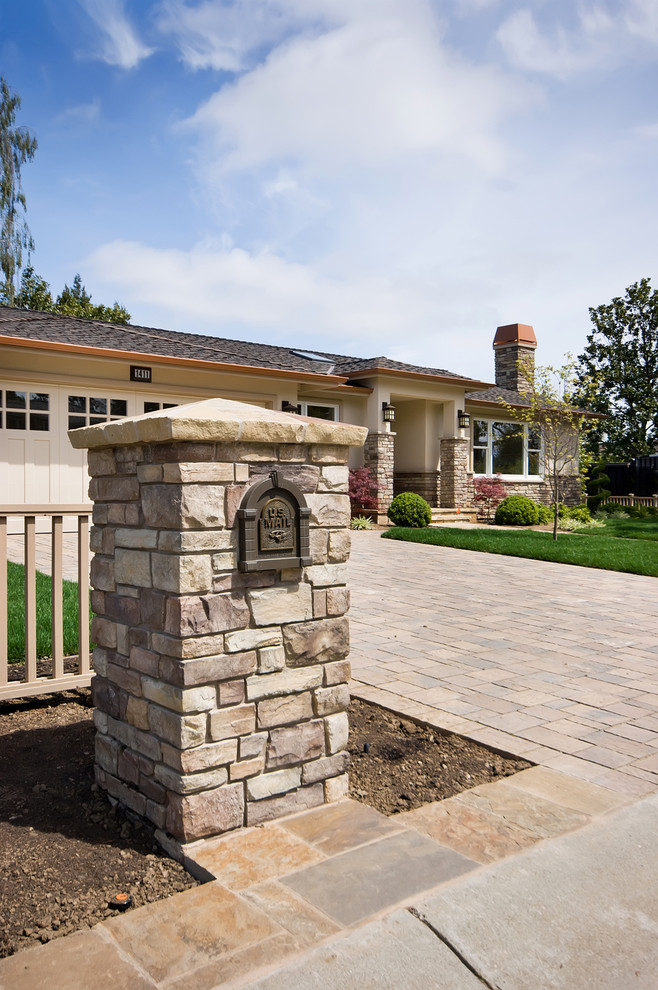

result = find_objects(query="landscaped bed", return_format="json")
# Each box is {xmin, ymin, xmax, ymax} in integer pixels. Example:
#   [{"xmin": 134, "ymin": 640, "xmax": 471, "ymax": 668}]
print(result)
[
  {"xmin": 0, "ymin": 691, "xmax": 530, "ymax": 958},
  {"xmin": 383, "ymin": 523, "xmax": 658, "ymax": 576}
]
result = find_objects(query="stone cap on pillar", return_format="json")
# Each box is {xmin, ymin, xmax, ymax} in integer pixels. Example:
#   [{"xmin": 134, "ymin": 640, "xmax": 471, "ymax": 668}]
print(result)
[{"xmin": 68, "ymin": 396, "xmax": 368, "ymax": 450}]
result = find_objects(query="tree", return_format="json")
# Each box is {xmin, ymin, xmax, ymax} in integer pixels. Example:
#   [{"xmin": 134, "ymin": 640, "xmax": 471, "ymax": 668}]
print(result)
[
  {"xmin": 0, "ymin": 76, "xmax": 38, "ymax": 306},
  {"xmin": 585, "ymin": 458, "xmax": 611, "ymax": 512},
  {"xmin": 575, "ymin": 278, "xmax": 658, "ymax": 460},
  {"xmin": 9, "ymin": 266, "xmax": 131, "ymax": 323},
  {"xmin": 470, "ymin": 474, "xmax": 507, "ymax": 521},
  {"xmin": 54, "ymin": 273, "xmax": 130, "ymax": 323},
  {"xmin": 14, "ymin": 265, "xmax": 53, "ymax": 311},
  {"xmin": 499, "ymin": 357, "xmax": 598, "ymax": 541},
  {"xmin": 348, "ymin": 466, "xmax": 377, "ymax": 511}
]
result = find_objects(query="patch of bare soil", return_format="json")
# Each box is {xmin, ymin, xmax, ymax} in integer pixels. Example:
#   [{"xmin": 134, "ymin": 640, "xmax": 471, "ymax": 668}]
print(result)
[
  {"xmin": 0, "ymin": 691, "xmax": 531, "ymax": 958},
  {"xmin": 348, "ymin": 697, "xmax": 531, "ymax": 815},
  {"xmin": 0, "ymin": 690, "xmax": 198, "ymax": 959}
]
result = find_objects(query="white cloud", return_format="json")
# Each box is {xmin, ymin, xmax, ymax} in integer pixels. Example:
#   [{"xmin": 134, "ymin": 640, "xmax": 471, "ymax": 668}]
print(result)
[
  {"xmin": 496, "ymin": 8, "xmax": 609, "ymax": 79},
  {"xmin": 155, "ymin": 0, "xmax": 305, "ymax": 72},
  {"xmin": 78, "ymin": 0, "xmax": 154, "ymax": 69},
  {"xmin": 184, "ymin": 3, "xmax": 531, "ymax": 177},
  {"xmin": 625, "ymin": 0, "xmax": 658, "ymax": 44},
  {"xmin": 54, "ymin": 99, "xmax": 101, "ymax": 127},
  {"xmin": 85, "ymin": 239, "xmax": 427, "ymax": 341},
  {"xmin": 634, "ymin": 122, "xmax": 658, "ymax": 138}
]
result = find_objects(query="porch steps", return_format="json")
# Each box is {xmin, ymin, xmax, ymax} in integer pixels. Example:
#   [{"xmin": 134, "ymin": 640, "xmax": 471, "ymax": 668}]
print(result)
[{"xmin": 429, "ymin": 508, "xmax": 479, "ymax": 526}]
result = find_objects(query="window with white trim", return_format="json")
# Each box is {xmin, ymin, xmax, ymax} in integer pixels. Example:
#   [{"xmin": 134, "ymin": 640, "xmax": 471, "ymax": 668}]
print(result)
[
  {"xmin": 299, "ymin": 402, "xmax": 339, "ymax": 421},
  {"xmin": 1, "ymin": 390, "xmax": 50, "ymax": 431},
  {"xmin": 473, "ymin": 419, "xmax": 542, "ymax": 477},
  {"xmin": 68, "ymin": 395, "xmax": 128, "ymax": 430}
]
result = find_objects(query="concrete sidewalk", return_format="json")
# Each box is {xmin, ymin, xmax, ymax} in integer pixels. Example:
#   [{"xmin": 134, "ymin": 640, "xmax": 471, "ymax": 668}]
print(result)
[{"xmin": 2, "ymin": 770, "xmax": 654, "ymax": 989}]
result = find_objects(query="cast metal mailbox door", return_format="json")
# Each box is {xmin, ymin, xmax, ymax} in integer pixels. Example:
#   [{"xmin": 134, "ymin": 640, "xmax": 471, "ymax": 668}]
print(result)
[{"xmin": 237, "ymin": 470, "xmax": 312, "ymax": 572}]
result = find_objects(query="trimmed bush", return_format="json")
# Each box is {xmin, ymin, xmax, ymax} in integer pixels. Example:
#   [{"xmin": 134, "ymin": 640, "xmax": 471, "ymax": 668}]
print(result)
[
  {"xmin": 494, "ymin": 495, "xmax": 539, "ymax": 526},
  {"xmin": 535, "ymin": 503, "xmax": 552, "ymax": 525},
  {"xmin": 387, "ymin": 492, "xmax": 432, "ymax": 528},
  {"xmin": 556, "ymin": 503, "xmax": 592, "ymax": 523}
]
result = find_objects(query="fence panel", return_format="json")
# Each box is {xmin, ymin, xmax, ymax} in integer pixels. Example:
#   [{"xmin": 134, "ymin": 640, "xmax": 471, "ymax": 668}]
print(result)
[
  {"xmin": 603, "ymin": 495, "xmax": 658, "ymax": 509},
  {"xmin": 1, "ymin": 505, "xmax": 92, "ymax": 701}
]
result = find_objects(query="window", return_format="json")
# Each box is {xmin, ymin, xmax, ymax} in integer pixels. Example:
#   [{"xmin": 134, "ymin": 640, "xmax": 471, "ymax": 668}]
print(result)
[
  {"xmin": 473, "ymin": 419, "xmax": 542, "ymax": 478},
  {"xmin": 299, "ymin": 402, "xmax": 338, "ymax": 421},
  {"xmin": 68, "ymin": 395, "xmax": 128, "ymax": 430},
  {"xmin": 144, "ymin": 402, "xmax": 178, "ymax": 413},
  {"xmin": 1, "ymin": 391, "xmax": 50, "ymax": 431}
]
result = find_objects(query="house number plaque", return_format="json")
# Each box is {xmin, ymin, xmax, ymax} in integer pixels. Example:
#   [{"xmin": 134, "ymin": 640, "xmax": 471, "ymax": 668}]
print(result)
[{"xmin": 238, "ymin": 471, "xmax": 312, "ymax": 572}]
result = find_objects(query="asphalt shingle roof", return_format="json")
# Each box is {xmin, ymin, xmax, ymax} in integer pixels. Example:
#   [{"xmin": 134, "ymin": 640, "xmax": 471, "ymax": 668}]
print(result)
[
  {"xmin": 0, "ymin": 307, "xmax": 485, "ymax": 384},
  {"xmin": 465, "ymin": 385, "xmax": 531, "ymax": 407}
]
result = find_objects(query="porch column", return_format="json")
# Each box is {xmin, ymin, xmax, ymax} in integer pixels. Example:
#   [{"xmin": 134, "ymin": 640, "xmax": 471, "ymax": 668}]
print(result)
[
  {"xmin": 364, "ymin": 431, "xmax": 395, "ymax": 517},
  {"xmin": 440, "ymin": 437, "xmax": 470, "ymax": 508}
]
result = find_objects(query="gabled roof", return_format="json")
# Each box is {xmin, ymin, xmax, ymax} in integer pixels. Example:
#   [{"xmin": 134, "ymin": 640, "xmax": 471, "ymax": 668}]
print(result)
[{"xmin": 0, "ymin": 306, "xmax": 490, "ymax": 388}]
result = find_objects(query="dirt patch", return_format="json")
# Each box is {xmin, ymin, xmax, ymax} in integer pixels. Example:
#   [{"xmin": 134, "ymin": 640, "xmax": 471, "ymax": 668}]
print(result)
[
  {"xmin": 348, "ymin": 697, "xmax": 531, "ymax": 815},
  {"xmin": 0, "ymin": 690, "xmax": 198, "ymax": 959},
  {"xmin": 1, "ymin": 691, "xmax": 531, "ymax": 958}
]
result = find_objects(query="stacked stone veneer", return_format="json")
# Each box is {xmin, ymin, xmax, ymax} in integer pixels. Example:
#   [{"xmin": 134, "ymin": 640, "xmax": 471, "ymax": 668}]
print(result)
[
  {"xmin": 72, "ymin": 399, "xmax": 367, "ymax": 847},
  {"xmin": 500, "ymin": 475, "xmax": 581, "ymax": 506},
  {"xmin": 393, "ymin": 471, "xmax": 440, "ymax": 507},
  {"xmin": 364, "ymin": 431, "xmax": 395, "ymax": 514},
  {"xmin": 440, "ymin": 438, "xmax": 470, "ymax": 509}
]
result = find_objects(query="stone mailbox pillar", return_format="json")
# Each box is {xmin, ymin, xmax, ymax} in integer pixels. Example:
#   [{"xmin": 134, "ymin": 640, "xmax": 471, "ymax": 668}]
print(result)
[{"xmin": 70, "ymin": 399, "xmax": 367, "ymax": 849}]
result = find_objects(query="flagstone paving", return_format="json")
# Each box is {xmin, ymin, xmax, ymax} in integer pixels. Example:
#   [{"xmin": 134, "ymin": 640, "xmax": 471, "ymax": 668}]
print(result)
[{"xmin": 349, "ymin": 532, "xmax": 658, "ymax": 798}]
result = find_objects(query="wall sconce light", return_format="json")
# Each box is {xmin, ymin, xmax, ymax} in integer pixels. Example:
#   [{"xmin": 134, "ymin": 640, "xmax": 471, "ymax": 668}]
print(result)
[
  {"xmin": 382, "ymin": 402, "xmax": 396, "ymax": 423},
  {"xmin": 282, "ymin": 401, "xmax": 300, "ymax": 414},
  {"xmin": 458, "ymin": 410, "xmax": 471, "ymax": 430}
]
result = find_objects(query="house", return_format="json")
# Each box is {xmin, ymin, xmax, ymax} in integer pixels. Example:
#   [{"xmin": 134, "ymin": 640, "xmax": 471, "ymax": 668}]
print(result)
[{"xmin": 0, "ymin": 307, "xmax": 580, "ymax": 514}]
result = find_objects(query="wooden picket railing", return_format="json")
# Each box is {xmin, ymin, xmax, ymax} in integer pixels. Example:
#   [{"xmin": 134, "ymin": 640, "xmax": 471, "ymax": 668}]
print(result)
[
  {"xmin": 603, "ymin": 494, "xmax": 658, "ymax": 509},
  {"xmin": 1, "ymin": 506, "xmax": 92, "ymax": 701}
]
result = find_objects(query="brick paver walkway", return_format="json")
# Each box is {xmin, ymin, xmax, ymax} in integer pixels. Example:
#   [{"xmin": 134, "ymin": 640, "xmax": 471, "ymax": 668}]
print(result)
[{"xmin": 349, "ymin": 533, "xmax": 658, "ymax": 799}]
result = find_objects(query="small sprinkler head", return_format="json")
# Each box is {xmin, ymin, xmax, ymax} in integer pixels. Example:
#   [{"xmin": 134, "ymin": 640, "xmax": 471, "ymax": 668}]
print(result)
[
  {"xmin": 109, "ymin": 893, "xmax": 133, "ymax": 911},
  {"xmin": 363, "ymin": 742, "xmax": 370, "ymax": 753}
]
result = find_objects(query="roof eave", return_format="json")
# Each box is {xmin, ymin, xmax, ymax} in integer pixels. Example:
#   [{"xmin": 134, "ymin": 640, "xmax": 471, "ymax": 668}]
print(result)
[
  {"xmin": 343, "ymin": 367, "xmax": 494, "ymax": 389},
  {"xmin": 0, "ymin": 334, "xmax": 351, "ymax": 386}
]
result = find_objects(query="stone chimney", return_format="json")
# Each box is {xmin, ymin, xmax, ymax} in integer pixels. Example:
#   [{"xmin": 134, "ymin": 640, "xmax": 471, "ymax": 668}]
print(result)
[{"xmin": 493, "ymin": 323, "xmax": 537, "ymax": 393}]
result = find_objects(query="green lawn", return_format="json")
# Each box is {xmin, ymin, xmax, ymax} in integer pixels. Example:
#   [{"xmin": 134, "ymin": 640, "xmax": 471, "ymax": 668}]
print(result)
[
  {"xmin": 7, "ymin": 561, "xmax": 88, "ymax": 662},
  {"xmin": 382, "ymin": 525, "xmax": 658, "ymax": 576},
  {"xmin": 581, "ymin": 517, "xmax": 658, "ymax": 542}
]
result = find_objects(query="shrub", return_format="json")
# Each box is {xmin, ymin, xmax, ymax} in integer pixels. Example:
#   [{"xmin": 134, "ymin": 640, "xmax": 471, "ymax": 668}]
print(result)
[
  {"xmin": 387, "ymin": 492, "xmax": 432, "ymax": 528},
  {"xmin": 494, "ymin": 495, "xmax": 539, "ymax": 526},
  {"xmin": 350, "ymin": 515, "xmax": 374, "ymax": 530},
  {"xmin": 586, "ymin": 459, "xmax": 611, "ymax": 511},
  {"xmin": 557, "ymin": 504, "xmax": 592, "ymax": 523},
  {"xmin": 535, "ymin": 503, "xmax": 553, "ymax": 525},
  {"xmin": 348, "ymin": 467, "xmax": 377, "ymax": 510},
  {"xmin": 471, "ymin": 475, "xmax": 507, "ymax": 520},
  {"xmin": 558, "ymin": 517, "xmax": 606, "ymax": 532}
]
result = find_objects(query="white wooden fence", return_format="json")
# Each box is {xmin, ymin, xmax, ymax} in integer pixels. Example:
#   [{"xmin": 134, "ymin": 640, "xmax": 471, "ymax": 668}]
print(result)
[{"xmin": 1, "ymin": 506, "xmax": 92, "ymax": 701}]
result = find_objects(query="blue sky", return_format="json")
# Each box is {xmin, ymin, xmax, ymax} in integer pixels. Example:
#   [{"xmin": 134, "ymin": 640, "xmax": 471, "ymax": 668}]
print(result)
[{"xmin": 2, "ymin": 0, "xmax": 658, "ymax": 381}]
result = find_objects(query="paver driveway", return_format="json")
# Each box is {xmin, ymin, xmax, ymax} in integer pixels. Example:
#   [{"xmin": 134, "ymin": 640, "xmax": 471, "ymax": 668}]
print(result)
[{"xmin": 348, "ymin": 532, "xmax": 658, "ymax": 798}]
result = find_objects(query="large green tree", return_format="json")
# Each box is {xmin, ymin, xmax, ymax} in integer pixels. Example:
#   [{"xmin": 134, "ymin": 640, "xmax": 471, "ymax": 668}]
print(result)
[
  {"xmin": 12, "ymin": 267, "xmax": 130, "ymax": 323},
  {"xmin": 576, "ymin": 279, "xmax": 658, "ymax": 460},
  {"xmin": 0, "ymin": 76, "xmax": 37, "ymax": 305}
]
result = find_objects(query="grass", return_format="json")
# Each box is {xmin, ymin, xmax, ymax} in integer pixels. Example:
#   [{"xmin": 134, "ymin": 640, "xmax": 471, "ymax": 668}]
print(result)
[
  {"xmin": 583, "ymin": 517, "xmax": 658, "ymax": 542},
  {"xmin": 382, "ymin": 524, "xmax": 658, "ymax": 577},
  {"xmin": 7, "ymin": 561, "xmax": 87, "ymax": 662}
]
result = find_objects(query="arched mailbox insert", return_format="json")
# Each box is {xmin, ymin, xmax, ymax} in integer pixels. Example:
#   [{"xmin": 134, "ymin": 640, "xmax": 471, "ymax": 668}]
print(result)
[{"xmin": 237, "ymin": 470, "xmax": 312, "ymax": 572}]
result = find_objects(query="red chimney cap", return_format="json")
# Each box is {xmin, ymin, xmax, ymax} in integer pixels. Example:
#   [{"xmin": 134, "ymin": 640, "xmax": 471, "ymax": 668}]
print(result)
[{"xmin": 493, "ymin": 323, "xmax": 537, "ymax": 348}]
